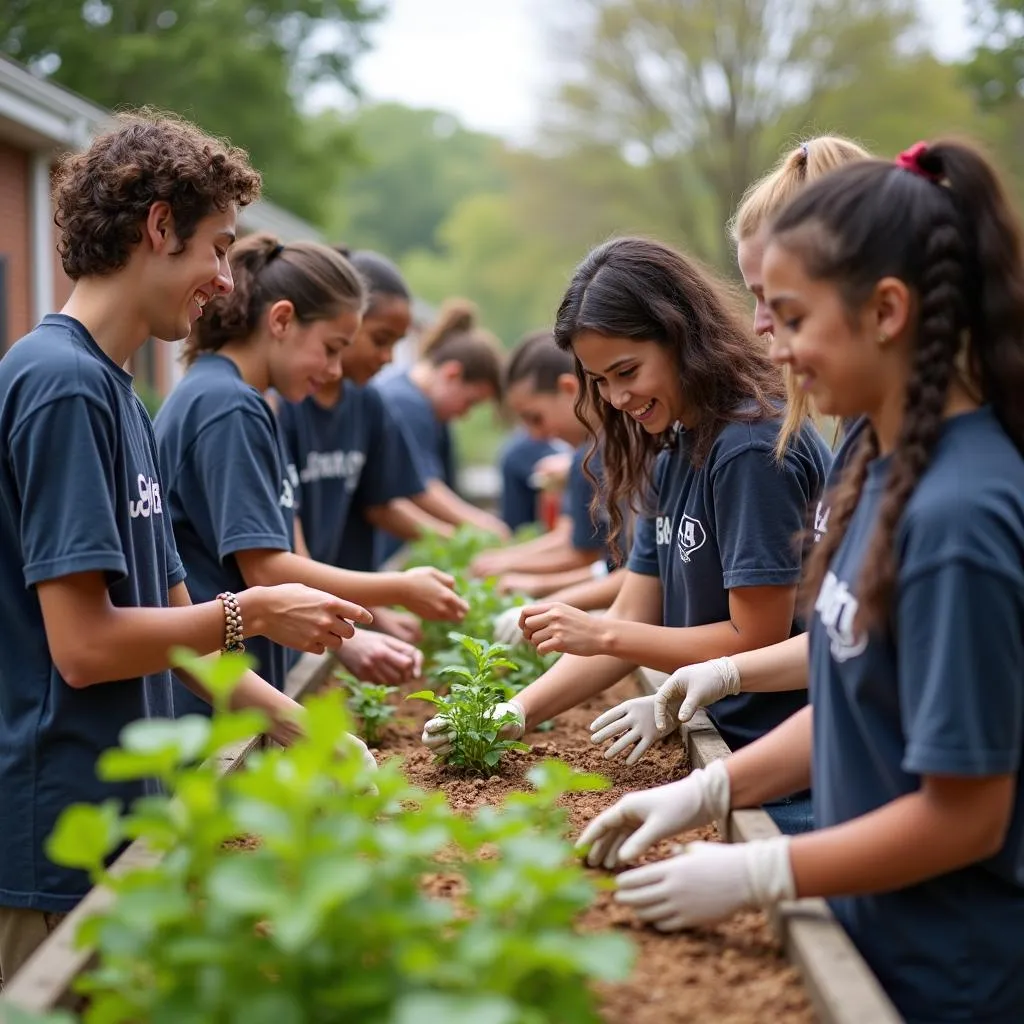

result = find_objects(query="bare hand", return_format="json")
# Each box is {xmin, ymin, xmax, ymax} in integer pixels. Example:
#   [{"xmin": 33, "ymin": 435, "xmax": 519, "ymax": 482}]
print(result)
[
  {"xmin": 470, "ymin": 548, "xmax": 513, "ymax": 579},
  {"xmin": 519, "ymin": 601, "xmax": 607, "ymax": 657},
  {"xmin": 370, "ymin": 606, "xmax": 423, "ymax": 644},
  {"xmin": 529, "ymin": 451, "xmax": 572, "ymax": 491},
  {"xmin": 244, "ymin": 584, "xmax": 372, "ymax": 655},
  {"xmin": 497, "ymin": 571, "xmax": 545, "ymax": 597},
  {"xmin": 401, "ymin": 566, "xmax": 469, "ymax": 621},
  {"xmin": 336, "ymin": 628, "xmax": 423, "ymax": 685}
]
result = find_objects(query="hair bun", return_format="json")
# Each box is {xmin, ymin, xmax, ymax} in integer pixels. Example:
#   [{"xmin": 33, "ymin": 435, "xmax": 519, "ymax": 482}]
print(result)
[{"xmin": 421, "ymin": 297, "xmax": 478, "ymax": 354}]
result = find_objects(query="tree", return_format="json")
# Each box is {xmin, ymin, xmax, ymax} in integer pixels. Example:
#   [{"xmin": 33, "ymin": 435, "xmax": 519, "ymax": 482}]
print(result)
[
  {"xmin": 331, "ymin": 103, "xmax": 509, "ymax": 258},
  {"xmin": 0, "ymin": 0, "xmax": 380, "ymax": 224},
  {"xmin": 544, "ymin": 0, "xmax": 950, "ymax": 266}
]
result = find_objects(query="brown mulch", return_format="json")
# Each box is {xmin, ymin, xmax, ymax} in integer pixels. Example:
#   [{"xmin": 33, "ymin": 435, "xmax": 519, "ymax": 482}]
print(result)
[{"xmin": 367, "ymin": 676, "xmax": 815, "ymax": 1024}]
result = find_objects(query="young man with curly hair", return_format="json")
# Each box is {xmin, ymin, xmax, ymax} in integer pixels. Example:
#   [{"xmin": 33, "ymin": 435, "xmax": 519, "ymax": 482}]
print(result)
[{"xmin": 0, "ymin": 111, "xmax": 375, "ymax": 984}]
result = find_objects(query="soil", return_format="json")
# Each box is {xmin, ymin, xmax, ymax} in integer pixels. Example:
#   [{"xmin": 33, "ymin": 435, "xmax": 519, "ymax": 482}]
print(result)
[{"xmin": 369, "ymin": 676, "xmax": 816, "ymax": 1024}]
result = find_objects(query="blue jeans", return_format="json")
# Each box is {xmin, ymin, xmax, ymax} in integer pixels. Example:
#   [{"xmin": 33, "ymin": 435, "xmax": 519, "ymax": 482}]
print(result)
[{"xmin": 763, "ymin": 795, "xmax": 814, "ymax": 835}]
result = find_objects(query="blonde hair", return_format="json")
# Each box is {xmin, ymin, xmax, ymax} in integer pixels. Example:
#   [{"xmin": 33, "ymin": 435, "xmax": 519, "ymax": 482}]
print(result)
[
  {"xmin": 730, "ymin": 136, "xmax": 871, "ymax": 457},
  {"xmin": 419, "ymin": 297, "xmax": 505, "ymax": 399}
]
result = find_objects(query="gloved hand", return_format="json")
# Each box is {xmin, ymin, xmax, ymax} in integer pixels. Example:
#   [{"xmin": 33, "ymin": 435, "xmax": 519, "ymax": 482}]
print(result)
[
  {"xmin": 574, "ymin": 758, "xmax": 731, "ymax": 868},
  {"xmin": 421, "ymin": 699, "xmax": 526, "ymax": 757},
  {"xmin": 589, "ymin": 695, "xmax": 676, "ymax": 765},
  {"xmin": 654, "ymin": 657, "xmax": 741, "ymax": 729},
  {"xmin": 341, "ymin": 732, "xmax": 379, "ymax": 774},
  {"xmin": 615, "ymin": 837, "xmax": 795, "ymax": 931},
  {"xmin": 492, "ymin": 605, "xmax": 526, "ymax": 646}
]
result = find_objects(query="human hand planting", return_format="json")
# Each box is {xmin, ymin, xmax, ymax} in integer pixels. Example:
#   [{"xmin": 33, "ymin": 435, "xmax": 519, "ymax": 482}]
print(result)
[
  {"xmin": 247, "ymin": 583, "xmax": 373, "ymax": 654},
  {"xmin": 400, "ymin": 566, "xmax": 470, "ymax": 621},
  {"xmin": 370, "ymin": 606, "xmax": 423, "ymax": 644},
  {"xmin": 492, "ymin": 605, "xmax": 526, "ymax": 646},
  {"xmin": 336, "ymin": 629, "xmax": 422, "ymax": 685},
  {"xmin": 519, "ymin": 602, "xmax": 606, "ymax": 657},
  {"xmin": 420, "ymin": 699, "xmax": 526, "ymax": 758},
  {"xmin": 615, "ymin": 838, "xmax": 795, "ymax": 931},
  {"xmin": 574, "ymin": 759, "xmax": 732, "ymax": 868},
  {"xmin": 589, "ymin": 695, "xmax": 677, "ymax": 765},
  {"xmin": 654, "ymin": 657, "xmax": 741, "ymax": 728}
]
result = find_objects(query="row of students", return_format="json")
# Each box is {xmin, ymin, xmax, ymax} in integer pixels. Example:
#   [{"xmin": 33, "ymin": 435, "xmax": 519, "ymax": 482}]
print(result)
[{"xmin": 0, "ymin": 114, "xmax": 386, "ymax": 983}]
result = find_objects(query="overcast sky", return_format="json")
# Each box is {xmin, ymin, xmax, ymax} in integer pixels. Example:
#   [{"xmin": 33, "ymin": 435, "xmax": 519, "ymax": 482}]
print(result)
[{"xmin": 350, "ymin": 0, "xmax": 974, "ymax": 141}]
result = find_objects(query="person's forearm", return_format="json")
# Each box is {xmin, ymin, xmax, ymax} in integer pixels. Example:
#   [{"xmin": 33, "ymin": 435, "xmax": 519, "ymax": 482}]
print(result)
[
  {"xmin": 601, "ymin": 618, "xmax": 762, "ymax": 675},
  {"xmin": 506, "ymin": 544, "xmax": 596, "ymax": 575},
  {"xmin": 174, "ymin": 663, "xmax": 305, "ymax": 747},
  {"xmin": 241, "ymin": 550, "xmax": 409, "ymax": 608},
  {"xmin": 731, "ymin": 633, "xmax": 809, "ymax": 692},
  {"xmin": 416, "ymin": 480, "xmax": 506, "ymax": 534},
  {"xmin": 67, "ymin": 591, "xmax": 271, "ymax": 686},
  {"xmin": 790, "ymin": 777, "xmax": 1013, "ymax": 899},
  {"xmin": 498, "ymin": 521, "xmax": 572, "ymax": 560},
  {"xmin": 515, "ymin": 651, "xmax": 638, "ymax": 729},
  {"xmin": 545, "ymin": 570, "xmax": 625, "ymax": 612},
  {"xmin": 726, "ymin": 705, "xmax": 814, "ymax": 807},
  {"xmin": 518, "ymin": 564, "xmax": 595, "ymax": 597},
  {"xmin": 365, "ymin": 499, "xmax": 453, "ymax": 541}
]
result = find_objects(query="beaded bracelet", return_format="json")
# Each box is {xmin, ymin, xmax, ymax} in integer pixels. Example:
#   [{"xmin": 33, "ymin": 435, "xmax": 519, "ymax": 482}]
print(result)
[{"xmin": 217, "ymin": 591, "xmax": 245, "ymax": 653}]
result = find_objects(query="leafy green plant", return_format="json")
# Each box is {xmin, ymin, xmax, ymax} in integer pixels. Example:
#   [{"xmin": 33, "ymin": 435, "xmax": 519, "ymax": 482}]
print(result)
[
  {"xmin": 42, "ymin": 651, "xmax": 632, "ymax": 1023},
  {"xmin": 409, "ymin": 634, "xmax": 531, "ymax": 776},
  {"xmin": 340, "ymin": 674, "xmax": 398, "ymax": 746}
]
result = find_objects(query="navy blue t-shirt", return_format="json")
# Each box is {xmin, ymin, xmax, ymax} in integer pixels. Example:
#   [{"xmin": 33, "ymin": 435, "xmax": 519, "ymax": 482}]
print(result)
[
  {"xmin": 562, "ymin": 444, "xmax": 610, "ymax": 559},
  {"xmin": 809, "ymin": 407, "xmax": 1024, "ymax": 1023},
  {"xmin": 628, "ymin": 416, "xmax": 832, "ymax": 751},
  {"xmin": 499, "ymin": 430, "xmax": 559, "ymax": 530},
  {"xmin": 278, "ymin": 383, "xmax": 425, "ymax": 571},
  {"xmin": 155, "ymin": 355, "xmax": 297, "ymax": 710},
  {"xmin": 0, "ymin": 315, "xmax": 184, "ymax": 912},
  {"xmin": 372, "ymin": 371, "xmax": 456, "ymax": 564}
]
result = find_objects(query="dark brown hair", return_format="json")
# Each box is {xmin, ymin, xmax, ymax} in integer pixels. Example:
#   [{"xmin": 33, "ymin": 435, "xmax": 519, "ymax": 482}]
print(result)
[
  {"xmin": 553, "ymin": 236, "xmax": 785, "ymax": 558},
  {"xmin": 336, "ymin": 246, "xmax": 410, "ymax": 311},
  {"xmin": 505, "ymin": 329, "xmax": 573, "ymax": 394},
  {"xmin": 53, "ymin": 109, "xmax": 261, "ymax": 280},
  {"xmin": 184, "ymin": 233, "xmax": 367, "ymax": 364},
  {"xmin": 419, "ymin": 298, "xmax": 505, "ymax": 399},
  {"xmin": 771, "ymin": 139, "xmax": 1024, "ymax": 628}
]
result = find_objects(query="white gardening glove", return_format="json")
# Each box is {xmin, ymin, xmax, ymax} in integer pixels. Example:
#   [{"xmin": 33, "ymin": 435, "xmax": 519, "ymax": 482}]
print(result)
[
  {"xmin": 574, "ymin": 758, "xmax": 731, "ymax": 868},
  {"xmin": 492, "ymin": 605, "xmax": 526, "ymax": 646},
  {"xmin": 615, "ymin": 837, "xmax": 795, "ymax": 931},
  {"xmin": 421, "ymin": 699, "xmax": 526, "ymax": 757},
  {"xmin": 341, "ymin": 732, "xmax": 379, "ymax": 774},
  {"xmin": 654, "ymin": 656, "xmax": 741, "ymax": 729},
  {"xmin": 589, "ymin": 695, "xmax": 676, "ymax": 765}
]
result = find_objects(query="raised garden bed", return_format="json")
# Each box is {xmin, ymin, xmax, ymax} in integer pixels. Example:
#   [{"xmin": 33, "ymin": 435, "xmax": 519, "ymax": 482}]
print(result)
[{"xmin": 2, "ymin": 655, "xmax": 901, "ymax": 1024}]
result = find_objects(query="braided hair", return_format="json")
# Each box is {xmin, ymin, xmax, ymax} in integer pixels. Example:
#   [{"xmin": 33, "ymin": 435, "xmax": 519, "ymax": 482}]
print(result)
[{"xmin": 769, "ymin": 139, "xmax": 1024, "ymax": 628}]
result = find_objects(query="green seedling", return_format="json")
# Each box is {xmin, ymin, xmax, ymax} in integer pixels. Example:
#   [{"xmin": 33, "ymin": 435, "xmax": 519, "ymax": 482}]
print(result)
[
  {"xmin": 43, "ymin": 649, "xmax": 633, "ymax": 1023},
  {"xmin": 409, "ymin": 633, "xmax": 531, "ymax": 776},
  {"xmin": 340, "ymin": 675, "xmax": 398, "ymax": 746}
]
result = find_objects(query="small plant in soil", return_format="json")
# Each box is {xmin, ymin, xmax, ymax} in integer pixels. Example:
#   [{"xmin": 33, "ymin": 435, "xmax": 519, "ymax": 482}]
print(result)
[
  {"xmin": 339, "ymin": 674, "xmax": 398, "ymax": 746},
  {"xmin": 409, "ymin": 633, "xmax": 531, "ymax": 776},
  {"xmin": 43, "ymin": 648, "xmax": 632, "ymax": 1023}
]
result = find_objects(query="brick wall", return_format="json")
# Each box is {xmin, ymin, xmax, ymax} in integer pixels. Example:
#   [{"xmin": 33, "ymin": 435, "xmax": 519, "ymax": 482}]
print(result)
[{"xmin": 0, "ymin": 141, "xmax": 31, "ymax": 350}]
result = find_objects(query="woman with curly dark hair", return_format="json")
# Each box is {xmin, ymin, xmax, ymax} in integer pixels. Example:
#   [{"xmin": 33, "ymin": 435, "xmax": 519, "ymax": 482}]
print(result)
[
  {"xmin": 0, "ymin": 111, "xmax": 375, "ymax": 982},
  {"xmin": 421, "ymin": 237, "xmax": 832, "ymax": 834}
]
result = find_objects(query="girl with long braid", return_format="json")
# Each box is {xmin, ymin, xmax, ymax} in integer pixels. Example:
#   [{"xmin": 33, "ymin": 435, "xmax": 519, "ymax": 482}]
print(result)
[{"xmin": 577, "ymin": 139, "xmax": 1024, "ymax": 1023}]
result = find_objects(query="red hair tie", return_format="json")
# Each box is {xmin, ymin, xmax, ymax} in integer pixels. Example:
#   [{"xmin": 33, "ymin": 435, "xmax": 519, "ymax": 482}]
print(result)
[{"xmin": 895, "ymin": 141, "xmax": 942, "ymax": 183}]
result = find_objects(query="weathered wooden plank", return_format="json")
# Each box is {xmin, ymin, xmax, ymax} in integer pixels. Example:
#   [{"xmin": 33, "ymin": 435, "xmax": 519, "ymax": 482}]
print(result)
[{"xmin": 1, "ymin": 652, "xmax": 337, "ymax": 1014}]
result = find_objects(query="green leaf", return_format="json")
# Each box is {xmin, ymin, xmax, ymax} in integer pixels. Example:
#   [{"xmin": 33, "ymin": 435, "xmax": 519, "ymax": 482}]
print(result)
[
  {"xmin": 391, "ymin": 993, "xmax": 517, "ymax": 1024},
  {"xmin": 437, "ymin": 665, "xmax": 475, "ymax": 683},
  {"xmin": 45, "ymin": 800, "xmax": 122, "ymax": 871},
  {"xmin": 406, "ymin": 690, "xmax": 440, "ymax": 705},
  {"xmin": 119, "ymin": 715, "xmax": 210, "ymax": 763},
  {"xmin": 207, "ymin": 855, "xmax": 281, "ymax": 915},
  {"xmin": 230, "ymin": 992, "xmax": 304, "ymax": 1024}
]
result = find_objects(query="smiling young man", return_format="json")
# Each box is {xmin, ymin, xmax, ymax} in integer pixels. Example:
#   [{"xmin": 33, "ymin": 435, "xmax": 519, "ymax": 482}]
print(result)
[{"xmin": 0, "ymin": 112, "xmax": 375, "ymax": 985}]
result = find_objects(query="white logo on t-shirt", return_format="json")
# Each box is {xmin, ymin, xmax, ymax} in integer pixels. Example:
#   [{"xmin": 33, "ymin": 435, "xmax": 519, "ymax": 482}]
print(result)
[
  {"xmin": 676, "ymin": 514, "xmax": 706, "ymax": 564},
  {"xmin": 655, "ymin": 515, "xmax": 672, "ymax": 547},
  {"xmin": 129, "ymin": 474, "xmax": 163, "ymax": 519},
  {"xmin": 813, "ymin": 501, "xmax": 831, "ymax": 543},
  {"xmin": 299, "ymin": 449, "xmax": 366, "ymax": 493},
  {"xmin": 815, "ymin": 570, "xmax": 868, "ymax": 662},
  {"xmin": 280, "ymin": 463, "xmax": 299, "ymax": 509}
]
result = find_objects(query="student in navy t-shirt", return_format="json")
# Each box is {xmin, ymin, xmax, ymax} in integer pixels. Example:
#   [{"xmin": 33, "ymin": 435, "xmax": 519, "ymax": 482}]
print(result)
[
  {"xmin": 498, "ymin": 429, "xmax": 560, "ymax": 531},
  {"xmin": 590, "ymin": 136, "xmax": 872, "ymax": 766},
  {"xmin": 423, "ymin": 239, "xmax": 831, "ymax": 835},
  {"xmin": 471, "ymin": 331, "xmax": 614, "ymax": 599},
  {"xmin": 577, "ymin": 140, "xmax": 1024, "ymax": 1023},
  {"xmin": 277, "ymin": 250, "xmax": 449, "ymax": 643},
  {"xmin": 156, "ymin": 235, "xmax": 469, "ymax": 713},
  {"xmin": 371, "ymin": 298, "xmax": 510, "ymax": 566},
  {"xmin": 0, "ymin": 113, "xmax": 375, "ymax": 984}
]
